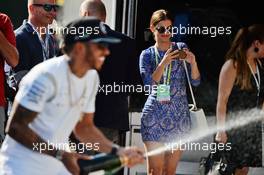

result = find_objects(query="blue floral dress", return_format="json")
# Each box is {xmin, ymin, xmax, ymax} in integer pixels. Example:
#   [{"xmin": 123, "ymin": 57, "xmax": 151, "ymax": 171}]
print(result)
[{"xmin": 139, "ymin": 42, "xmax": 200, "ymax": 142}]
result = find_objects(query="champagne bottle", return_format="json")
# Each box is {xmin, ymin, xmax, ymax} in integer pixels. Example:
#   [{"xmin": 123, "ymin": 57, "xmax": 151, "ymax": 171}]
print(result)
[{"xmin": 78, "ymin": 153, "xmax": 126, "ymax": 175}]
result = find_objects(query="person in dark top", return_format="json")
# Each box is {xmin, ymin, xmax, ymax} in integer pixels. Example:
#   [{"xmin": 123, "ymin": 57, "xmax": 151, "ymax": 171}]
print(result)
[
  {"xmin": 80, "ymin": 0, "xmax": 139, "ymax": 146},
  {"xmin": 216, "ymin": 24, "xmax": 264, "ymax": 175},
  {"xmin": 13, "ymin": 0, "xmax": 58, "ymax": 73}
]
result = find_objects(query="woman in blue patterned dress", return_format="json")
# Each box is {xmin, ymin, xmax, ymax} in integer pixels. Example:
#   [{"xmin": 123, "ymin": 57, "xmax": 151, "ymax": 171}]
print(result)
[{"xmin": 139, "ymin": 10, "xmax": 201, "ymax": 175}]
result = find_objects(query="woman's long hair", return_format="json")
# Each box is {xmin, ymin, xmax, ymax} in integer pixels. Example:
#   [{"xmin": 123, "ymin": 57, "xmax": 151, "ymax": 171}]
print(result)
[{"xmin": 226, "ymin": 24, "xmax": 264, "ymax": 90}]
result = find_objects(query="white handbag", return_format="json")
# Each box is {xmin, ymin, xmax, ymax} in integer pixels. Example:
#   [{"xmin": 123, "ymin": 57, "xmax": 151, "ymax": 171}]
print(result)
[{"xmin": 183, "ymin": 60, "xmax": 209, "ymax": 133}]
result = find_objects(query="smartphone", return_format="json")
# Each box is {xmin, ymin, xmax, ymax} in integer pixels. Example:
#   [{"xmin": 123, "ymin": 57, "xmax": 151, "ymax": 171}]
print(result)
[
  {"xmin": 178, "ymin": 50, "xmax": 187, "ymax": 59},
  {"xmin": 171, "ymin": 44, "xmax": 187, "ymax": 59}
]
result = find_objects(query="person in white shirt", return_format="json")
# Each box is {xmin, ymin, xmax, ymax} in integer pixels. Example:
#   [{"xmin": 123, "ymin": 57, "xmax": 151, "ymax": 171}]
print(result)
[{"xmin": 0, "ymin": 17, "xmax": 144, "ymax": 175}]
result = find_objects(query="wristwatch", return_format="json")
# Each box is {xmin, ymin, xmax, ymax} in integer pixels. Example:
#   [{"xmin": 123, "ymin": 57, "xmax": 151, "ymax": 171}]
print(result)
[
  {"xmin": 110, "ymin": 144, "xmax": 120, "ymax": 155},
  {"xmin": 55, "ymin": 149, "xmax": 64, "ymax": 161}
]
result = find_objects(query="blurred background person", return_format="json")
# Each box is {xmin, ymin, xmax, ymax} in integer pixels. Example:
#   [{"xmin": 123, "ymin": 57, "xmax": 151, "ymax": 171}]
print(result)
[
  {"xmin": 4, "ymin": 0, "xmax": 59, "ymax": 133},
  {"xmin": 0, "ymin": 12, "xmax": 18, "ymax": 144},
  {"xmin": 80, "ymin": 0, "xmax": 138, "ymax": 148},
  {"xmin": 216, "ymin": 24, "xmax": 264, "ymax": 175},
  {"xmin": 139, "ymin": 9, "xmax": 200, "ymax": 175},
  {"xmin": 12, "ymin": 0, "xmax": 58, "ymax": 74}
]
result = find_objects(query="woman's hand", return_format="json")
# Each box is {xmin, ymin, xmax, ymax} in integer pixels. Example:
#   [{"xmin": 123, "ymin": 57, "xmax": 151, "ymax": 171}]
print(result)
[
  {"xmin": 183, "ymin": 48, "xmax": 196, "ymax": 66},
  {"xmin": 152, "ymin": 48, "xmax": 179, "ymax": 83},
  {"xmin": 160, "ymin": 48, "xmax": 179, "ymax": 66},
  {"xmin": 215, "ymin": 131, "xmax": 228, "ymax": 143}
]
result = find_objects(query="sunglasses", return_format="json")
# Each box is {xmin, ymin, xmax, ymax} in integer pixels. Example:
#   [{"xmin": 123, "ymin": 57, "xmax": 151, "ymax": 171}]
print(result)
[
  {"xmin": 33, "ymin": 4, "xmax": 60, "ymax": 12},
  {"xmin": 155, "ymin": 25, "xmax": 172, "ymax": 34}
]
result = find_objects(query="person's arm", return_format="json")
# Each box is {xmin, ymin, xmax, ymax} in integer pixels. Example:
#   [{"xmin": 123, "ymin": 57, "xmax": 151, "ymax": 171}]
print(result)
[
  {"xmin": 74, "ymin": 113, "xmax": 114, "ymax": 153},
  {"xmin": 5, "ymin": 72, "xmax": 57, "ymax": 155},
  {"xmin": 74, "ymin": 70, "xmax": 144, "ymax": 167},
  {"xmin": 73, "ymin": 71, "xmax": 113, "ymax": 152},
  {"xmin": 183, "ymin": 48, "xmax": 200, "ymax": 82},
  {"xmin": 215, "ymin": 60, "xmax": 236, "ymax": 143},
  {"xmin": 0, "ymin": 31, "xmax": 18, "ymax": 67},
  {"xmin": 177, "ymin": 43, "xmax": 200, "ymax": 85},
  {"xmin": 7, "ymin": 103, "xmax": 88, "ymax": 175},
  {"xmin": 6, "ymin": 103, "xmax": 57, "ymax": 156},
  {"xmin": 190, "ymin": 61, "xmax": 200, "ymax": 80},
  {"xmin": 139, "ymin": 48, "xmax": 179, "ymax": 86},
  {"xmin": 6, "ymin": 72, "xmax": 89, "ymax": 175},
  {"xmin": 139, "ymin": 50, "xmax": 155, "ymax": 86},
  {"xmin": 74, "ymin": 113, "xmax": 144, "ymax": 167},
  {"xmin": 152, "ymin": 48, "xmax": 179, "ymax": 83}
]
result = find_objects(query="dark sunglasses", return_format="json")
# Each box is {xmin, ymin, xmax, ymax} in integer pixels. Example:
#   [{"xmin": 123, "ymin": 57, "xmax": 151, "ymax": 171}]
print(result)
[
  {"xmin": 33, "ymin": 4, "xmax": 60, "ymax": 12},
  {"xmin": 155, "ymin": 25, "xmax": 172, "ymax": 34}
]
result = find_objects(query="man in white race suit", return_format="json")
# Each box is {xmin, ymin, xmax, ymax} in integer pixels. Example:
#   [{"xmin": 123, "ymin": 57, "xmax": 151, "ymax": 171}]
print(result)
[{"xmin": 0, "ymin": 17, "xmax": 144, "ymax": 175}]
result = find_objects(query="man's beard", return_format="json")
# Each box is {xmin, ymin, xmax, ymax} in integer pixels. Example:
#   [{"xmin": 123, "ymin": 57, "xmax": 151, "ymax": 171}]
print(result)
[
  {"xmin": 84, "ymin": 45, "xmax": 96, "ymax": 68},
  {"xmin": 84, "ymin": 51, "xmax": 105, "ymax": 71},
  {"xmin": 95, "ymin": 57, "xmax": 106, "ymax": 71},
  {"xmin": 86, "ymin": 54, "xmax": 96, "ymax": 69},
  {"xmin": 84, "ymin": 44, "xmax": 105, "ymax": 71}
]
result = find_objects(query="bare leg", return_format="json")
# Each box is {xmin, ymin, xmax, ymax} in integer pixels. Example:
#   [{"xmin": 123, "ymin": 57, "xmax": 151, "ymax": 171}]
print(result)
[
  {"xmin": 144, "ymin": 141, "xmax": 165, "ymax": 175},
  {"xmin": 163, "ymin": 149, "xmax": 183, "ymax": 175}
]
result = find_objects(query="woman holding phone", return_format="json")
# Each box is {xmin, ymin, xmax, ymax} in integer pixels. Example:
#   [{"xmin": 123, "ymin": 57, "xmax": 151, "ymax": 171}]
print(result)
[{"xmin": 139, "ymin": 9, "xmax": 201, "ymax": 175}]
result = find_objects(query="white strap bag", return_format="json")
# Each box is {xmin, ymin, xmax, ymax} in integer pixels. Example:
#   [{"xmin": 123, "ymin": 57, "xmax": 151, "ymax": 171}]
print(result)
[{"xmin": 183, "ymin": 60, "xmax": 208, "ymax": 133}]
